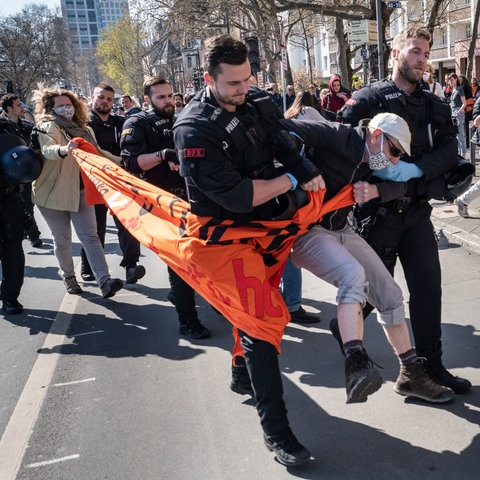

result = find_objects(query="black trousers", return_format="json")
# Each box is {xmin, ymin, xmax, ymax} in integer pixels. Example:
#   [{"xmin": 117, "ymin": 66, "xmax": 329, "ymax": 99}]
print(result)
[
  {"xmin": 239, "ymin": 329, "xmax": 289, "ymax": 436},
  {"xmin": 363, "ymin": 202, "xmax": 442, "ymax": 359},
  {"xmin": 167, "ymin": 267, "xmax": 198, "ymax": 325},
  {"xmin": 81, "ymin": 204, "xmax": 141, "ymax": 272},
  {"xmin": 0, "ymin": 193, "xmax": 25, "ymax": 301}
]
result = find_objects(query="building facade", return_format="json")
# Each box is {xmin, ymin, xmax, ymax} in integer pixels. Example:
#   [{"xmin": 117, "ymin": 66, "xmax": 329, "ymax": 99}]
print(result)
[{"xmin": 61, "ymin": 0, "xmax": 129, "ymax": 52}]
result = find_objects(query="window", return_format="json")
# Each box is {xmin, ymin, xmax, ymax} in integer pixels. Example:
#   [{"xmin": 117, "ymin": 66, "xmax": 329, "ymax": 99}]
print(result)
[
  {"xmin": 86, "ymin": 0, "xmax": 94, "ymax": 7},
  {"xmin": 187, "ymin": 56, "xmax": 192, "ymax": 68},
  {"xmin": 88, "ymin": 11, "xmax": 96, "ymax": 21},
  {"xmin": 466, "ymin": 23, "xmax": 471, "ymax": 39},
  {"xmin": 90, "ymin": 24, "xmax": 98, "ymax": 35},
  {"xmin": 441, "ymin": 29, "xmax": 447, "ymax": 46}
]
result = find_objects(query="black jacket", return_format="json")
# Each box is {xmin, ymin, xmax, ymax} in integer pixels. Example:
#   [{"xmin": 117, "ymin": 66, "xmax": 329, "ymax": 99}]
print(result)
[
  {"xmin": 89, "ymin": 111, "xmax": 124, "ymax": 156},
  {"xmin": 120, "ymin": 110, "xmax": 184, "ymax": 193},
  {"xmin": 173, "ymin": 87, "xmax": 281, "ymax": 220},
  {"xmin": 340, "ymin": 79, "xmax": 458, "ymax": 202}
]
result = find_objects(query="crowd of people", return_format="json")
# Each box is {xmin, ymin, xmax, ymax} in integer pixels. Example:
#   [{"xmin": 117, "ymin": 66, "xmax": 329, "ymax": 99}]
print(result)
[{"xmin": 0, "ymin": 25, "xmax": 476, "ymax": 468}]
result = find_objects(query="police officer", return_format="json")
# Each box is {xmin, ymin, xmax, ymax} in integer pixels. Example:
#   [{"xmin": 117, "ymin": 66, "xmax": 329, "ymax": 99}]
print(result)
[
  {"xmin": 338, "ymin": 26, "xmax": 471, "ymax": 394},
  {"xmin": 120, "ymin": 76, "xmax": 210, "ymax": 340},
  {"xmin": 0, "ymin": 133, "xmax": 42, "ymax": 314},
  {"xmin": 1, "ymin": 94, "xmax": 42, "ymax": 247},
  {"xmin": 80, "ymin": 83, "xmax": 145, "ymax": 285},
  {"xmin": 173, "ymin": 35, "xmax": 323, "ymax": 467}
]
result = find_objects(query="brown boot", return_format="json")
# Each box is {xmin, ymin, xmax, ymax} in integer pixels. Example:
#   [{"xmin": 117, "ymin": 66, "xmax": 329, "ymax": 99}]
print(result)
[{"xmin": 394, "ymin": 358, "xmax": 454, "ymax": 403}]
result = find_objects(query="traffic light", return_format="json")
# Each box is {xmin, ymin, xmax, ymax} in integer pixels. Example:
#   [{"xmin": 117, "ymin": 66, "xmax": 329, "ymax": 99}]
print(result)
[
  {"xmin": 245, "ymin": 36, "xmax": 260, "ymax": 75},
  {"xmin": 193, "ymin": 72, "xmax": 200, "ymax": 90},
  {"xmin": 4, "ymin": 80, "xmax": 14, "ymax": 93}
]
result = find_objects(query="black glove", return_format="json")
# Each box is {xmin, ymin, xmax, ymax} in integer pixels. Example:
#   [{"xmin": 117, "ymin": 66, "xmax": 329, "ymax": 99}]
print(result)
[
  {"xmin": 285, "ymin": 150, "xmax": 321, "ymax": 185},
  {"xmin": 163, "ymin": 148, "xmax": 178, "ymax": 164},
  {"xmin": 270, "ymin": 130, "xmax": 303, "ymax": 165}
]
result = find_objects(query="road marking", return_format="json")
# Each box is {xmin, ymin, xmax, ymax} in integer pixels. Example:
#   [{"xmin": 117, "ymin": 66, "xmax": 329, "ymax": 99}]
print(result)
[
  {"xmin": 53, "ymin": 377, "xmax": 96, "ymax": 387},
  {"xmin": 0, "ymin": 294, "xmax": 79, "ymax": 480},
  {"xmin": 26, "ymin": 454, "xmax": 80, "ymax": 469},
  {"xmin": 68, "ymin": 329, "xmax": 104, "ymax": 337}
]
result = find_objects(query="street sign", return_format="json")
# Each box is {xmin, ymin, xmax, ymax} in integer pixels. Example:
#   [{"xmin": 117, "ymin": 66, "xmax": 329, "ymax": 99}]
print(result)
[
  {"xmin": 361, "ymin": 48, "xmax": 368, "ymax": 57},
  {"xmin": 387, "ymin": 1, "xmax": 402, "ymax": 7},
  {"xmin": 348, "ymin": 20, "xmax": 377, "ymax": 45},
  {"xmin": 185, "ymin": 79, "xmax": 195, "ymax": 94}
]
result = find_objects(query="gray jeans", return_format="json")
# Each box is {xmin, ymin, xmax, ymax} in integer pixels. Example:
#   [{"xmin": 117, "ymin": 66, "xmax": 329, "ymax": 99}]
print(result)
[
  {"xmin": 291, "ymin": 223, "xmax": 405, "ymax": 326},
  {"xmin": 38, "ymin": 190, "xmax": 111, "ymax": 287}
]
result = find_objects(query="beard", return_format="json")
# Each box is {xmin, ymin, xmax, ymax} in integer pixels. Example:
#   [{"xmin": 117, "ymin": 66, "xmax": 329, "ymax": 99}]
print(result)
[
  {"xmin": 94, "ymin": 103, "xmax": 112, "ymax": 115},
  {"xmin": 152, "ymin": 103, "xmax": 174, "ymax": 119},
  {"xmin": 397, "ymin": 56, "xmax": 424, "ymax": 86}
]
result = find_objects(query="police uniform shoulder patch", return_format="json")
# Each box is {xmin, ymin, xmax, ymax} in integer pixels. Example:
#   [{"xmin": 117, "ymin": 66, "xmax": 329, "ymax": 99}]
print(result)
[
  {"xmin": 184, "ymin": 148, "xmax": 205, "ymax": 158},
  {"xmin": 121, "ymin": 128, "xmax": 133, "ymax": 136},
  {"xmin": 345, "ymin": 98, "xmax": 357, "ymax": 106}
]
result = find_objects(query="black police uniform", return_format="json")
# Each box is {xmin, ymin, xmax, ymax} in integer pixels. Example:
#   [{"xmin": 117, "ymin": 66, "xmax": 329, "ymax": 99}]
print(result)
[
  {"xmin": 80, "ymin": 111, "xmax": 142, "ymax": 280},
  {"xmin": 120, "ymin": 109, "xmax": 203, "ymax": 332},
  {"xmin": 0, "ymin": 122, "xmax": 27, "ymax": 313},
  {"xmin": 339, "ymin": 79, "xmax": 471, "ymax": 393},
  {"xmin": 173, "ymin": 87, "xmax": 292, "ymax": 438}
]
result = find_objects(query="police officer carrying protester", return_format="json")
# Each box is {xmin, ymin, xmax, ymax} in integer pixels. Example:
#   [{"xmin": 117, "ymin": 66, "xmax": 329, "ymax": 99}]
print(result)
[
  {"xmin": 80, "ymin": 83, "xmax": 146, "ymax": 285},
  {"xmin": 0, "ymin": 131, "xmax": 42, "ymax": 314},
  {"xmin": 338, "ymin": 26, "xmax": 471, "ymax": 394},
  {"xmin": 173, "ymin": 34, "xmax": 324, "ymax": 467},
  {"xmin": 120, "ymin": 76, "xmax": 211, "ymax": 340}
]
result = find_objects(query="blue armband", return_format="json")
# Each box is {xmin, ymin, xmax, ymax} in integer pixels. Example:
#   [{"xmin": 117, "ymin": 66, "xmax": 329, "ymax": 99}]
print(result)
[{"xmin": 285, "ymin": 172, "xmax": 298, "ymax": 190}]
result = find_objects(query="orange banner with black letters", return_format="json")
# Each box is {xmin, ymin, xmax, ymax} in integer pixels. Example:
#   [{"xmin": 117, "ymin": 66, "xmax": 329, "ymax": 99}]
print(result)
[{"xmin": 72, "ymin": 138, "xmax": 354, "ymax": 351}]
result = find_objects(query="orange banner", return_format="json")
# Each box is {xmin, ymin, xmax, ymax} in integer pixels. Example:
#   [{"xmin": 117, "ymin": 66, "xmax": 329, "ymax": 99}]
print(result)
[{"xmin": 72, "ymin": 138, "xmax": 354, "ymax": 351}]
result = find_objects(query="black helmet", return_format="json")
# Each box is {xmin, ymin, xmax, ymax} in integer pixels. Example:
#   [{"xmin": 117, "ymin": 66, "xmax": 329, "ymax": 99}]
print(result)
[
  {"xmin": 443, "ymin": 156, "xmax": 476, "ymax": 202},
  {"xmin": 0, "ymin": 134, "xmax": 42, "ymax": 184}
]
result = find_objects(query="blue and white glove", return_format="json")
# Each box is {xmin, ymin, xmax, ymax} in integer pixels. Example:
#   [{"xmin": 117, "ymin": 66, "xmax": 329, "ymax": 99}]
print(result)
[{"xmin": 372, "ymin": 160, "xmax": 423, "ymax": 182}]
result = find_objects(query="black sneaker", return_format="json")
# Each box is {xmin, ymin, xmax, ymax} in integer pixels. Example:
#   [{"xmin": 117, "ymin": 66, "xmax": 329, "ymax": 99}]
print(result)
[
  {"xmin": 345, "ymin": 348, "xmax": 382, "ymax": 404},
  {"xmin": 230, "ymin": 356, "xmax": 254, "ymax": 397},
  {"xmin": 101, "ymin": 278, "xmax": 123, "ymax": 298},
  {"xmin": 179, "ymin": 321, "xmax": 211, "ymax": 340},
  {"xmin": 126, "ymin": 265, "xmax": 146, "ymax": 284},
  {"xmin": 81, "ymin": 263, "xmax": 95, "ymax": 281},
  {"xmin": 264, "ymin": 427, "xmax": 311, "ymax": 467},
  {"xmin": 2, "ymin": 299, "xmax": 24, "ymax": 314},
  {"xmin": 329, "ymin": 317, "xmax": 345, "ymax": 356},
  {"xmin": 426, "ymin": 363, "xmax": 472, "ymax": 394},
  {"xmin": 290, "ymin": 306, "xmax": 321, "ymax": 324}
]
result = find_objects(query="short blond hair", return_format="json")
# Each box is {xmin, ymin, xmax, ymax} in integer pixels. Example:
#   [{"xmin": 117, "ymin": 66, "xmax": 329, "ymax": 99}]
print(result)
[{"xmin": 392, "ymin": 27, "xmax": 431, "ymax": 51}]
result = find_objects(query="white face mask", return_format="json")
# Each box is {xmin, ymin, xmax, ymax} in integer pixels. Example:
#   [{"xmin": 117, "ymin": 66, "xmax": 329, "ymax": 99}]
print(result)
[
  {"xmin": 366, "ymin": 134, "xmax": 392, "ymax": 170},
  {"xmin": 53, "ymin": 105, "xmax": 75, "ymax": 120},
  {"xmin": 423, "ymin": 72, "xmax": 431, "ymax": 82}
]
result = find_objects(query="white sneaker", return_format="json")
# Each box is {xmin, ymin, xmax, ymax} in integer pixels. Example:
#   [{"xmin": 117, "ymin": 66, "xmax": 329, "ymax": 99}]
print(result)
[{"xmin": 457, "ymin": 200, "xmax": 469, "ymax": 218}]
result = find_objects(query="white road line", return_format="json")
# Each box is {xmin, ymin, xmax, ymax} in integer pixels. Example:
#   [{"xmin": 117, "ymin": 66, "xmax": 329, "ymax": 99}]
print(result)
[
  {"xmin": 0, "ymin": 294, "xmax": 79, "ymax": 480},
  {"xmin": 53, "ymin": 377, "xmax": 96, "ymax": 387},
  {"xmin": 68, "ymin": 329, "xmax": 104, "ymax": 337},
  {"xmin": 26, "ymin": 454, "xmax": 80, "ymax": 469}
]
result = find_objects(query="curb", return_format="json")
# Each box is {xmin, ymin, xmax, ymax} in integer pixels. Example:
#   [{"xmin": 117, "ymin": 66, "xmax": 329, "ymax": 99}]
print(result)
[{"xmin": 433, "ymin": 218, "xmax": 480, "ymax": 256}]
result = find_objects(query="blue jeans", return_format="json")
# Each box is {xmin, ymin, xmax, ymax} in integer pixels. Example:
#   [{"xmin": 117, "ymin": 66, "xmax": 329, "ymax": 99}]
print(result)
[
  {"xmin": 453, "ymin": 111, "xmax": 466, "ymax": 155},
  {"xmin": 280, "ymin": 258, "xmax": 302, "ymax": 312}
]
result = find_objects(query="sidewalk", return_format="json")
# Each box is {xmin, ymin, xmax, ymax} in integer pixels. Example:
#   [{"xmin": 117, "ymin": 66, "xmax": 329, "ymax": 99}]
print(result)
[{"xmin": 431, "ymin": 145, "xmax": 480, "ymax": 255}]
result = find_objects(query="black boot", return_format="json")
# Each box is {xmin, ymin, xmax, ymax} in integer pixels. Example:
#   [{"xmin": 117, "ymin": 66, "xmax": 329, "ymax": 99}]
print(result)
[
  {"xmin": 230, "ymin": 355, "xmax": 254, "ymax": 396},
  {"xmin": 264, "ymin": 427, "xmax": 311, "ymax": 466},
  {"xmin": 425, "ymin": 342, "xmax": 472, "ymax": 394},
  {"xmin": 345, "ymin": 348, "xmax": 382, "ymax": 404}
]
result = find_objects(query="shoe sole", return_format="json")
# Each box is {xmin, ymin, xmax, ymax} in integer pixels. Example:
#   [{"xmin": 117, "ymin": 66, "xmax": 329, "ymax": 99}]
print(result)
[
  {"xmin": 264, "ymin": 440, "xmax": 311, "ymax": 467},
  {"xmin": 393, "ymin": 386, "xmax": 454, "ymax": 403},
  {"xmin": 346, "ymin": 371, "xmax": 383, "ymax": 404}
]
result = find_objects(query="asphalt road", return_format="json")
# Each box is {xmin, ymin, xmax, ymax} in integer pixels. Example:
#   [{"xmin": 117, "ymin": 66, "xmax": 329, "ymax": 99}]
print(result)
[{"xmin": 0, "ymin": 214, "xmax": 479, "ymax": 480}]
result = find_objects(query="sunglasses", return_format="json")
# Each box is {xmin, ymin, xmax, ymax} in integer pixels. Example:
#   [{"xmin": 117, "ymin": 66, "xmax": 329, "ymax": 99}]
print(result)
[{"xmin": 385, "ymin": 135, "xmax": 403, "ymax": 158}]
